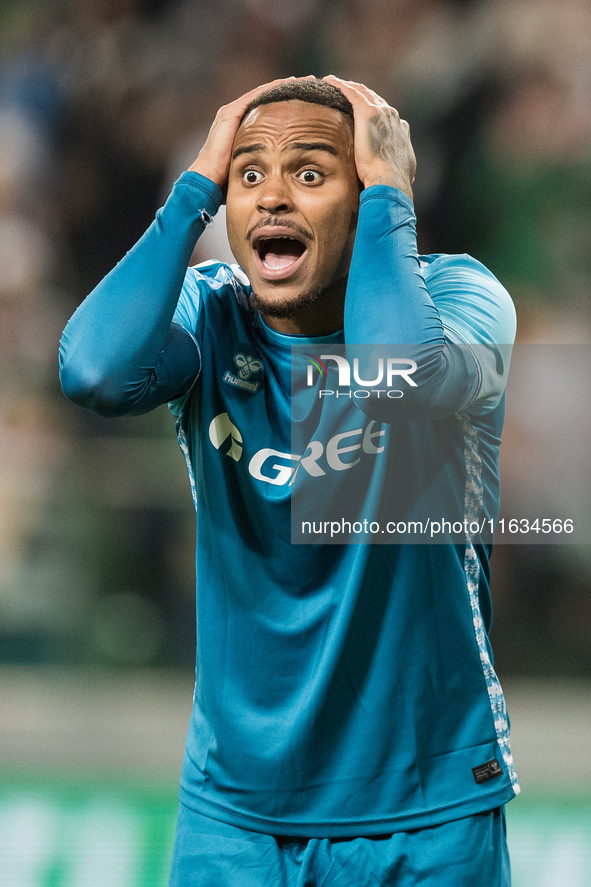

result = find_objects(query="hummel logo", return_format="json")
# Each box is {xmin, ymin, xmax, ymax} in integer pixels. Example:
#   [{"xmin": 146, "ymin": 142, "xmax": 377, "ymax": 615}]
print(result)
[
  {"xmin": 208, "ymin": 412, "xmax": 243, "ymax": 462},
  {"xmin": 222, "ymin": 353, "xmax": 264, "ymax": 394},
  {"xmin": 234, "ymin": 353, "xmax": 263, "ymax": 380}
]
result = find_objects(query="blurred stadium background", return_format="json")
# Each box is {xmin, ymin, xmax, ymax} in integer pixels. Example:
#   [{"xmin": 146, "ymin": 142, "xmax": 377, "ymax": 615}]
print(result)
[{"xmin": 0, "ymin": 0, "xmax": 590, "ymax": 884}]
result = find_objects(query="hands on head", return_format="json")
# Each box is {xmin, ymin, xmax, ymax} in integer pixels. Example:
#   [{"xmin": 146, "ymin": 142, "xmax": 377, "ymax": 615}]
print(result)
[
  {"xmin": 323, "ymin": 76, "xmax": 416, "ymax": 200},
  {"xmin": 188, "ymin": 75, "xmax": 415, "ymax": 202},
  {"xmin": 188, "ymin": 76, "xmax": 313, "ymax": 191}
]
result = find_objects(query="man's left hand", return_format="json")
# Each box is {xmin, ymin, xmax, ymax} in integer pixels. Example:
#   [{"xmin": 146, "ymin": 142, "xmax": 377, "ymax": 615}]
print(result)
[{"xmin": 324, "ymin": 76, "xmax": 416, "ymax": 200}]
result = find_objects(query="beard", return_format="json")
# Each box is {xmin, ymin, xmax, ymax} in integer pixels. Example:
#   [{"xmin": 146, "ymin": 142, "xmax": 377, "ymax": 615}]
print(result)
[
  {"xmin": 248, "ymin": 285, "xmax": 324, "ymax": 320},
  {"xmin": 248, "ymin": 270, "xmax": 349, "ymax": 321}
]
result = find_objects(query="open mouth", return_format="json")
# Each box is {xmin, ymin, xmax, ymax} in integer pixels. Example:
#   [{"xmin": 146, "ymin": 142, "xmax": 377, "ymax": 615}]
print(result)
[
  {"xmin": 257, "ymin": 236, "xmax": 306, "ymax": 269},
  {"xmin": 253, "ymin": 233, "xmax": 308, "ymax": 280}
]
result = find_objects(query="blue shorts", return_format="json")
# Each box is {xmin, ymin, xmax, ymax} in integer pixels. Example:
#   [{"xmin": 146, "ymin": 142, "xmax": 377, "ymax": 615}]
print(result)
[{"xmin": 168, "ymin": 803, "xmax": 511, "ymax": 886}]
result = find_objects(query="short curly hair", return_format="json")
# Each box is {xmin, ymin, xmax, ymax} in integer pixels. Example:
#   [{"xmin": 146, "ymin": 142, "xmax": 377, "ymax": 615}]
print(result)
[{"xmin": 241, "ymin": 79, "xmax": 354, "ymax": 127}]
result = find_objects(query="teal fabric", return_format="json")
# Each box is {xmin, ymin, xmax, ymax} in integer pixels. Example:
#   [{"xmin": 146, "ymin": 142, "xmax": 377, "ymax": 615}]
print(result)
[
  {"xmin": 168, "ymin": 803, "xmax": 511, "ymax": 887},
  {"xmin": 59, "ymin": 174, "xmax": 519, "ymax": 839}
]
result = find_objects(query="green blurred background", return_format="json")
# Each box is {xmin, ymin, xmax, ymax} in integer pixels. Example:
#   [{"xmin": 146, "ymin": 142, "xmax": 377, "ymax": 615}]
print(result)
[{"xmin": 0, "ymin": 0, "xmax": 590, "ymax": 883}]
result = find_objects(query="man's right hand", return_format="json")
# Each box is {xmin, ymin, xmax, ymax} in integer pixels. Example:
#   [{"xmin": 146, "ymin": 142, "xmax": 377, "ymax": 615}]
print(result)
[{"xmin": 188, "ymin": 77, "xmax": 300, "ymax": 192}]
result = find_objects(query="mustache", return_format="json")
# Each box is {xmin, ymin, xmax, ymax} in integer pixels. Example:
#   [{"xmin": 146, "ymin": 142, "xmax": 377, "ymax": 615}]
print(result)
[{"xmin": 247, "ymin": 217, "xmax": 314, "ymax": 243}]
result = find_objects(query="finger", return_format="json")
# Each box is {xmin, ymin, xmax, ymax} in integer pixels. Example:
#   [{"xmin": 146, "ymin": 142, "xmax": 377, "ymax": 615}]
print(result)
[
  {"xmin": 323, "ymin": 74, "xmax": 369, "ymax": 94},
  {"xmin": 231, "ymin": 76, "xmax": 298, "ymax": 109},
  {"xmin": 324, "ymin": 75, "xmax": 391, "ymax": 111},
  {"xmin": 224, "ymin": 75, "xmax": 324, "ymax": 126},
  {"xmin": 325, "ymin": 76, "xmax": 376, "ymax": 111},
  {"xmin": 219, "ymin": 76, "xmax": 299, "ymax": 118},
  {"xmin": 245, "ymin": 74, "xmax": 316, "ymax": 98}
]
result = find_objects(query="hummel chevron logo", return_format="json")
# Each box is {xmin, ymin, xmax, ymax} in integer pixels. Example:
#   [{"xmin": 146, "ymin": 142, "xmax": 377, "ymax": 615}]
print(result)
[
  {"xmin": 234, "ymin": 353, "xmax": 263, "ymax": 380},
  {"xmin": 208, "ymin": 412, "xmax": 243, "ymax": 462},
  {"xmin": 222, "ymin": 352, "xmax": 263, "ymax": 394}
]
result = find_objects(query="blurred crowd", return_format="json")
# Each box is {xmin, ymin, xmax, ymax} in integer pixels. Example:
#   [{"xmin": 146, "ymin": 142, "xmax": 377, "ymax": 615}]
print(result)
[{"xmin": 1, "ymin": 0, "xmax": 590, "ymax": 674}]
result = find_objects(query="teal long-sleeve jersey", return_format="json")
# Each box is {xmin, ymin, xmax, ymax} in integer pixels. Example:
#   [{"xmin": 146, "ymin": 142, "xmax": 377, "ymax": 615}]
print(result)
[{"xmin": 60, "ymin": 172, "xmax": 519, "ymax": 837}]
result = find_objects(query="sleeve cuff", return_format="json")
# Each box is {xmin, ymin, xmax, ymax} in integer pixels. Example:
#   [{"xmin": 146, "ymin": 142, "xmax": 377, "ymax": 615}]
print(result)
[
  {"xmin": 174, "ymin": 170, "xmax": 225, "ymax": 217},
  {"xmin": 359, "ymin": 185, "xmax": 415, "ymax": 212}
]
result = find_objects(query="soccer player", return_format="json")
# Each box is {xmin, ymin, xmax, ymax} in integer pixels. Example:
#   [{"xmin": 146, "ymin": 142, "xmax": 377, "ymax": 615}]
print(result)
[{"xmin": 59, "ymin": 75, "xmax": 518, "ymax": 886}]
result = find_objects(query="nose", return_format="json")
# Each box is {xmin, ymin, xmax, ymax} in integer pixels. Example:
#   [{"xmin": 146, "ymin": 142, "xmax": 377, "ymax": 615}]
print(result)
[{"xmin": 256, "ymin": 172, "xmax": 294, "ymax": 214}]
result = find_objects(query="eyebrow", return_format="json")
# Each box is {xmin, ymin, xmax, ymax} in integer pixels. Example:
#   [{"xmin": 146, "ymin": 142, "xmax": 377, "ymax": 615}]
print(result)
[
  {"xmin": 232, "ymin": 141, "xmax": 338, "ymax": 160},
  {"xmin": 288, "ymin": 141, "xmax": 338, "ymax": 156},
  {"xmin": 232, "ymin": 143, "xmax": 265, "ymax": 159}
]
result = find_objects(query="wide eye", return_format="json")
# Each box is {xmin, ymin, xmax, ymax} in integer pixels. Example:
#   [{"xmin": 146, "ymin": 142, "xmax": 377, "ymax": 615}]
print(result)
[
  {"xmin": 243, "ymin": 169, "xmax": 263, "ymax": 185},
  {"xmin": 297, "ymin": 169, "xmax": 323, "ymax": 184}
]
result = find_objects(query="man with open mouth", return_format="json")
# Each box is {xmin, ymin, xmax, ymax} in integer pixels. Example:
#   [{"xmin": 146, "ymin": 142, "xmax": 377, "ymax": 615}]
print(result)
[
  {"xmin": 222, "ymin": 84, "xmax": 361, "ymax": 335},
  {"xmin": 60, "ymin": 75, "xmax": 517, "ymax": 886}
]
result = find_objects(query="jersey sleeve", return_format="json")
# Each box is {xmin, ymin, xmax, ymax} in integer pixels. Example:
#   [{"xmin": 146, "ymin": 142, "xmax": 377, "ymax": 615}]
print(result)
[
  {"xmin": 422, "ymin": 253, "xmax": 516, "ymax": 414},
  {"xmin": 344, "ymin": 186, "xmax": 516, "ymax": 420},
  {"xmin": 59, "ymin": 172, "xmax": 223, "ymax": 417}
]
